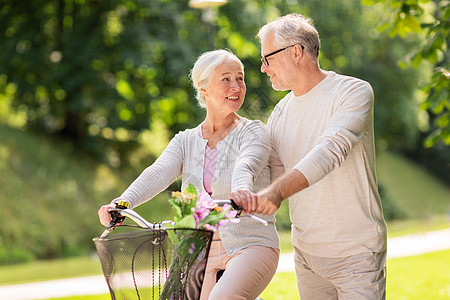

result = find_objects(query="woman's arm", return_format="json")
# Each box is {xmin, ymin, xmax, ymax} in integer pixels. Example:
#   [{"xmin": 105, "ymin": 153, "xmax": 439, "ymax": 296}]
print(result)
[
  {"xmin": 98, "ymin": 133, "xmax": 185, "ymax": 226},
  {"xmin": 231, "ymin": 120, "xmax": 270, "ymax": 193}
]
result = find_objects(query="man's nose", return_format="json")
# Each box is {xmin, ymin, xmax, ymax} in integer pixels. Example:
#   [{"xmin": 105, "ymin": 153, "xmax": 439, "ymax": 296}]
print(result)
[{"xmin": 261, "ymin": 62, "xmax": 268, "ymax": 73}]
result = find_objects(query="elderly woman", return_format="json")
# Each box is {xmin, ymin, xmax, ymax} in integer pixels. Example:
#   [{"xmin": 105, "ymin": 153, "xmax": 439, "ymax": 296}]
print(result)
[{"xmin": 98, "ymin": 49, "xmax": 279, "ymax": 299}]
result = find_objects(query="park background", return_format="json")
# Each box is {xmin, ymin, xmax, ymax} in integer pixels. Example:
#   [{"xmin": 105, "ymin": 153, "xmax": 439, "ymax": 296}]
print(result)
[{"xmin": 0, "ymin": 0, "xmax": 449, "ymax": 299}]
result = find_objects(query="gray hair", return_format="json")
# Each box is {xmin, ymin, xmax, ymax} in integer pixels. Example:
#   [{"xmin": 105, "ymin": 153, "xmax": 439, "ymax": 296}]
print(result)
[
  {"xmin": 257, "ymin": 13, "xmax": 320, "ymax": 62},
  {"xmin": 190, "ymin": 49, "xmax": 244, "ymax": 108}
]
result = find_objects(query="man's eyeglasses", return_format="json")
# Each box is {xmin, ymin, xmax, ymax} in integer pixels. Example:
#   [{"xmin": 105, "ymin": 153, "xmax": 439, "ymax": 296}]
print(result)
[{"xmin": 261, "ymin": 44, "xmax": 304, "ymax": 67}]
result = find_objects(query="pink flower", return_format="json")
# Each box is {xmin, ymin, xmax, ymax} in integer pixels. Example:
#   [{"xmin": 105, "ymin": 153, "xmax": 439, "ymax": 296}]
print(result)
[
  {"xmin": 225, "ymin": 208, "xmax": 238, "ymax": 219},
  {"xmin": 192, "ymin": 207, "xmax": 210, "ymax": 227},
  {"xmin": 196, "ymin": 191, "xmax": 217, "ymax": 210},
  {"xmin": 203, "ymin": 223, "xmax": 219, "ymax": 232},
  {"xmin": 218, "ymin": 219, "xmax": 229, "ymax": 227}
]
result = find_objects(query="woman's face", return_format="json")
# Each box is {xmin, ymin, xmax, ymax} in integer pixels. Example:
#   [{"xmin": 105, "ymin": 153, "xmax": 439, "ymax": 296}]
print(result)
[{"xmin": 201, "ymin": 60, "xmax": 246, "ymax": 115}]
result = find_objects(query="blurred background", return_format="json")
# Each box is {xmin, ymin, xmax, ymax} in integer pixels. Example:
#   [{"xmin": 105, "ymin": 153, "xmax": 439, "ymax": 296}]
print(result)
[{"xmin": 0, "ymin": 0, "xmax": 448, "ymax": 299}]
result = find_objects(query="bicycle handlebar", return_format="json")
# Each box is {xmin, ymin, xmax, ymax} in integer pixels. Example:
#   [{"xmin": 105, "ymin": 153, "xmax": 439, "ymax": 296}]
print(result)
[{"xmin": 101, "ymin": 199, "xmax": 267, "ymax": 238}]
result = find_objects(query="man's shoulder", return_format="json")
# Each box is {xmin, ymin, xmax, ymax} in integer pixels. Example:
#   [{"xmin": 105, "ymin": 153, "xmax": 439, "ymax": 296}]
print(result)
[
  {"xmin": 267, "ymin": 92, "xmax": 293, "ymax": 121},
  {"xmin": 331, "ymin": 71, "xmax": 373, "ymax": 91}
]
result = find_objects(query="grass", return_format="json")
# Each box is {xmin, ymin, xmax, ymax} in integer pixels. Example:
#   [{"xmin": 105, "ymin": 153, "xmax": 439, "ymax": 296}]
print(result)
[
  {"xmin": 0, "ymin": 255, "xmax": 103, "ymax": 285},
  {"xmin": 35, "ymin": 250, "xmax": 450, "ymax": 300},
  {"xmin": 260, "ymin": 250, "xmax": 450, "ymax": 299},
  {"xmin": 376, "ymin": 151, "xmax": 450, "ymax": 220}
]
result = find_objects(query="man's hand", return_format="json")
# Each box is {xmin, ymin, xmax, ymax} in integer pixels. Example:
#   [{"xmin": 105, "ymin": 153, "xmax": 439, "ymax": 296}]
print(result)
[
  {"xmin": 254, "ymin": 187, "xmax": 283, "ymax": 215},
  {"xmin": 232, "ymin": 169, "xmax": 309, "ymax": 216}
]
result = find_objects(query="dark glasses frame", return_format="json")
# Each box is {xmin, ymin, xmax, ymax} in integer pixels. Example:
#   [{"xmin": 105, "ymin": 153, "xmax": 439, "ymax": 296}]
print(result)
[{"xmin": 261, "ymin": 44, "xmax": 304, "ymax": 66}]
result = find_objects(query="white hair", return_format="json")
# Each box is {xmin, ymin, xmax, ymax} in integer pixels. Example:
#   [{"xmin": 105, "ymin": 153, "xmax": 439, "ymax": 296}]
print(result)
[
  {"xmin": 257, "ymin": 13, "xmax": 321, "ymax": 62},
  {"xmin": 190, "ymin": 49, "xmax": 244, "ymax": 108}
]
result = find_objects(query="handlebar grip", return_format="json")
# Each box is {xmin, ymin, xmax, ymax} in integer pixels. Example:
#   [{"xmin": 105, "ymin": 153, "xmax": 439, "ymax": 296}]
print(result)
[
  {"xmin": 213, "ymin": 199, "xmax": 242, "ymax": 215},
  {"xmin": 107, "ymin": 201, "xmax": 129, "ymax": 229}
]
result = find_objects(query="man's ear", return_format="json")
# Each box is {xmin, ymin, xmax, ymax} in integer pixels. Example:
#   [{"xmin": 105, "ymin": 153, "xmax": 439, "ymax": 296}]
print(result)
[{"xmin": 293, "ymin": 45, "xmax": 303, "ymax": 62}]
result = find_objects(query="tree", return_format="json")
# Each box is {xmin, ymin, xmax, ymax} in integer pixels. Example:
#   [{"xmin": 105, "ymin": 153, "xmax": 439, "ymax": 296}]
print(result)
[
  {"xmin": 0, "ymin": 0, "xmax": 209, "ymax": 166},
  {"xmin": 1, "ymin": 0, "xmax": 439, "ymax": 163},
  {"xmin": 362, "ymin": 0, "xmax": 449, "ymax": 147}
]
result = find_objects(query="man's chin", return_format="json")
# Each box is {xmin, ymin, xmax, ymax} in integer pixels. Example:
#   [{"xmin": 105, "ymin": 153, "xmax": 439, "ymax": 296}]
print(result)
[{"xmin": 271, "ymin": 83, "xmax": 288, "ymax": 92}]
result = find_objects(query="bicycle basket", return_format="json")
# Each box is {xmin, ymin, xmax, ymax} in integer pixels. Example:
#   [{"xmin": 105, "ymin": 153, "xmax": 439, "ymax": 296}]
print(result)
[{"xmin": 93, "ymin": 227, "xmax": 213, "ymax": 300}]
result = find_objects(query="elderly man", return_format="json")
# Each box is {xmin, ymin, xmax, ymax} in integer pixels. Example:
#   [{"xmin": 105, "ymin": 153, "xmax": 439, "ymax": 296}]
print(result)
[{"xmin": 232, "ymin": 13, "xmax": 387, "ymax": 300}]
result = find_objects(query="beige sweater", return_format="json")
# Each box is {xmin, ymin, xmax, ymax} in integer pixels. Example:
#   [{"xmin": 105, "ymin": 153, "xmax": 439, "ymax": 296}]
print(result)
[
  {"xmin": 268, "ymin": 71, "xmax": 387, "ymax": 257},
  {"xmin": 114, "ymin": 117, "xmax": 279, "ymax": 255}
]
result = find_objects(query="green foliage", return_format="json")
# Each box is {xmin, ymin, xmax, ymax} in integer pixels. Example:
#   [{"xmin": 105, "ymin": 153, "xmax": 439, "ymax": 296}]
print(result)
[
  {"xmin": 0, "ymin": 0, "xmax": 428, "ymax": 160},
  {"xmin": 376, "ymin": 150, "xmax": 450, "ymax": 219},
  {"xmin": 0, "ymin": 0, "xmax": 206, "ymax": 166},
  {"xmin": 378, "ymin": 184, "xmax": 407, "ymax": 221},
  {"xmin": 363, "ymin": 0, "xmax": 450, "ymax": 147},
  {"xmin": 1, "ymin": 0, "xmax": 448, "ymax": 265},
  {"xmin": 296, "ymin": 0, "xmax": 423, "ymax": 149},
  {"xmin": 0, "ymin": 125, "xmax": 120, "ymax": 263},
  {"xmin": 0, "ymin": 124, "xmax": 168, "ymax": 264}
]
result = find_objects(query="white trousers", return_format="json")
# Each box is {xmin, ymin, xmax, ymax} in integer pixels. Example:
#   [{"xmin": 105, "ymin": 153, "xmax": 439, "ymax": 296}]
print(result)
[
  {"xmin": 294, "ymin": 246, "xmax": 387, "ymax": 300},
  {"xmin": 200, "ymin": 239, "xmax": 279, "ymax": 300}
]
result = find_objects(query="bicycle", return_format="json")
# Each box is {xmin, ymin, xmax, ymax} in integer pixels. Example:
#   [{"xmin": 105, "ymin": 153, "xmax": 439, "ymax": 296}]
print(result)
[{"xmin": 93, "ymin": 200, "xmax": 267, "ymax": 300}]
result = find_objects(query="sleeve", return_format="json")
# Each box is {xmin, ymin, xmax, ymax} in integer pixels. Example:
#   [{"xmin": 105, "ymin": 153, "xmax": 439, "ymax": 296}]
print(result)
[
  {"xmin": 231, "ymin": 120, "xmax": 271, "ymax": 192},
  {"xmin": 267, "ymin": 108, "xmax": 285, "ymax": 182},
  {"xmin": 294, "ymin": 81, "xmax": 374, "ymax": 186},
  {"xmin": 112, "ymin": 133, "xmax": 185, "ymax": 208}
]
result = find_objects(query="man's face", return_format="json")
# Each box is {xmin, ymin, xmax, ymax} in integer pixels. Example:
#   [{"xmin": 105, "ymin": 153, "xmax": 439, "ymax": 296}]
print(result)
[{"xmin": 260, "ymin": 33, "xmax": 293, "ymax": 91}]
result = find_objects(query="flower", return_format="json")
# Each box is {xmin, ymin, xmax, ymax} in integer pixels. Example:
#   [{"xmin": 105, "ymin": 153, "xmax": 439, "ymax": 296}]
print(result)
[{"xmin": 167, "ymin": 184, "xmax": 240, "ymax": 232}]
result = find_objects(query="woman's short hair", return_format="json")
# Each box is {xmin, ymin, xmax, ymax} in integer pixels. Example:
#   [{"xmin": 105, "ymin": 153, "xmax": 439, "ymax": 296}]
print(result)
[
  {"xmin": 190, "ymin": 49, "xmax": 244, "ymax": 108},
  {"xmin": 257, "ymin": 13, "xmax": 320, "ymax": 62}
]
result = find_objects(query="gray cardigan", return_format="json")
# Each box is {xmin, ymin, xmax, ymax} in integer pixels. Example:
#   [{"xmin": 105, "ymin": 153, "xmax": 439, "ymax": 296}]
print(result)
[{"xmin": 114, "ymin": 117, "xmax": 279, "ymax": 255}]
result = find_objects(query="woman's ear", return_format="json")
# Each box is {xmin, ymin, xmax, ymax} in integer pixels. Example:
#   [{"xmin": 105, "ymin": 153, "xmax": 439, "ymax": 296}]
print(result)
[{"xmin": 200, "ymin": 87, "xmax": 208, "ymax": 97}]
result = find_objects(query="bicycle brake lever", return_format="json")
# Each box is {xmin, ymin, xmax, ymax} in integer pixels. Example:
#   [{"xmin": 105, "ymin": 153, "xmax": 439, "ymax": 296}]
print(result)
[{"xmin": 107, "ymin": 201, "xmax": 129, "ymax": 230}]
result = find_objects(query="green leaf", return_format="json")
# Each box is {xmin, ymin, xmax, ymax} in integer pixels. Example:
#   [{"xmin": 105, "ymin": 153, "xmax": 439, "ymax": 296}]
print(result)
[
  {"xmin": 184, "ymin": 183, "xmax": 197, "ymax": 196},
  {"xmin": 165, "ymin": 224, "xmax": 180, "ymax": 246},
  {"xmin": 361, "ymin": 0, "xmax": 376, "ymax": 5},
  {"xmin": 168, "ymin": 198, "xmax": 182, "ymax": 220},
  {"xmin": 174, "ymin": 215, "xmax": 196, "ymax": 229}
]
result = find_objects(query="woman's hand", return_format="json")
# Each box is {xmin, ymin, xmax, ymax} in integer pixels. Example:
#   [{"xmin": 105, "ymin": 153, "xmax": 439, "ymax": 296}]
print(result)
[
  {"xmin": 98, "ymin": 203, "xmax": 116, "ymax": 227},
  {"xmin": 231, "ymin": 190, "xmax": 258, "ymax": 214},
  {"xmin": 231, "ymin": 187, "xmax": 283, "ymax": 216}
]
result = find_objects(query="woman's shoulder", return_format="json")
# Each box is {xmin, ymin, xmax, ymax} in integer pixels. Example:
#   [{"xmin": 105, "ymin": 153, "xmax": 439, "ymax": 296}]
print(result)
[
  {"xmin": 233, "ymin": 117, "xmax": 269, "ymax": 145},
  {"xmin": 237, "ymin": 117, "xmax": 268, "ymax": 134},
  {"xmin": 238, "ymin": 117, "xmax": 267, "ymax": 129},
  {"xmin": 175, "ymin": 124, "xmax": 201, "ymax": 137},
  {"xmin": 170, "ymin": 124, "xmax": 202, "ymax": 145}
]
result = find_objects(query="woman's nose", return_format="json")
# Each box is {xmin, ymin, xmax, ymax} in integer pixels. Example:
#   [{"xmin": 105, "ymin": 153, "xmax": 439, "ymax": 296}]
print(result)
[{"xmin": 230, "ymin": 80, "xmax": 241, "ymax": 90}]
